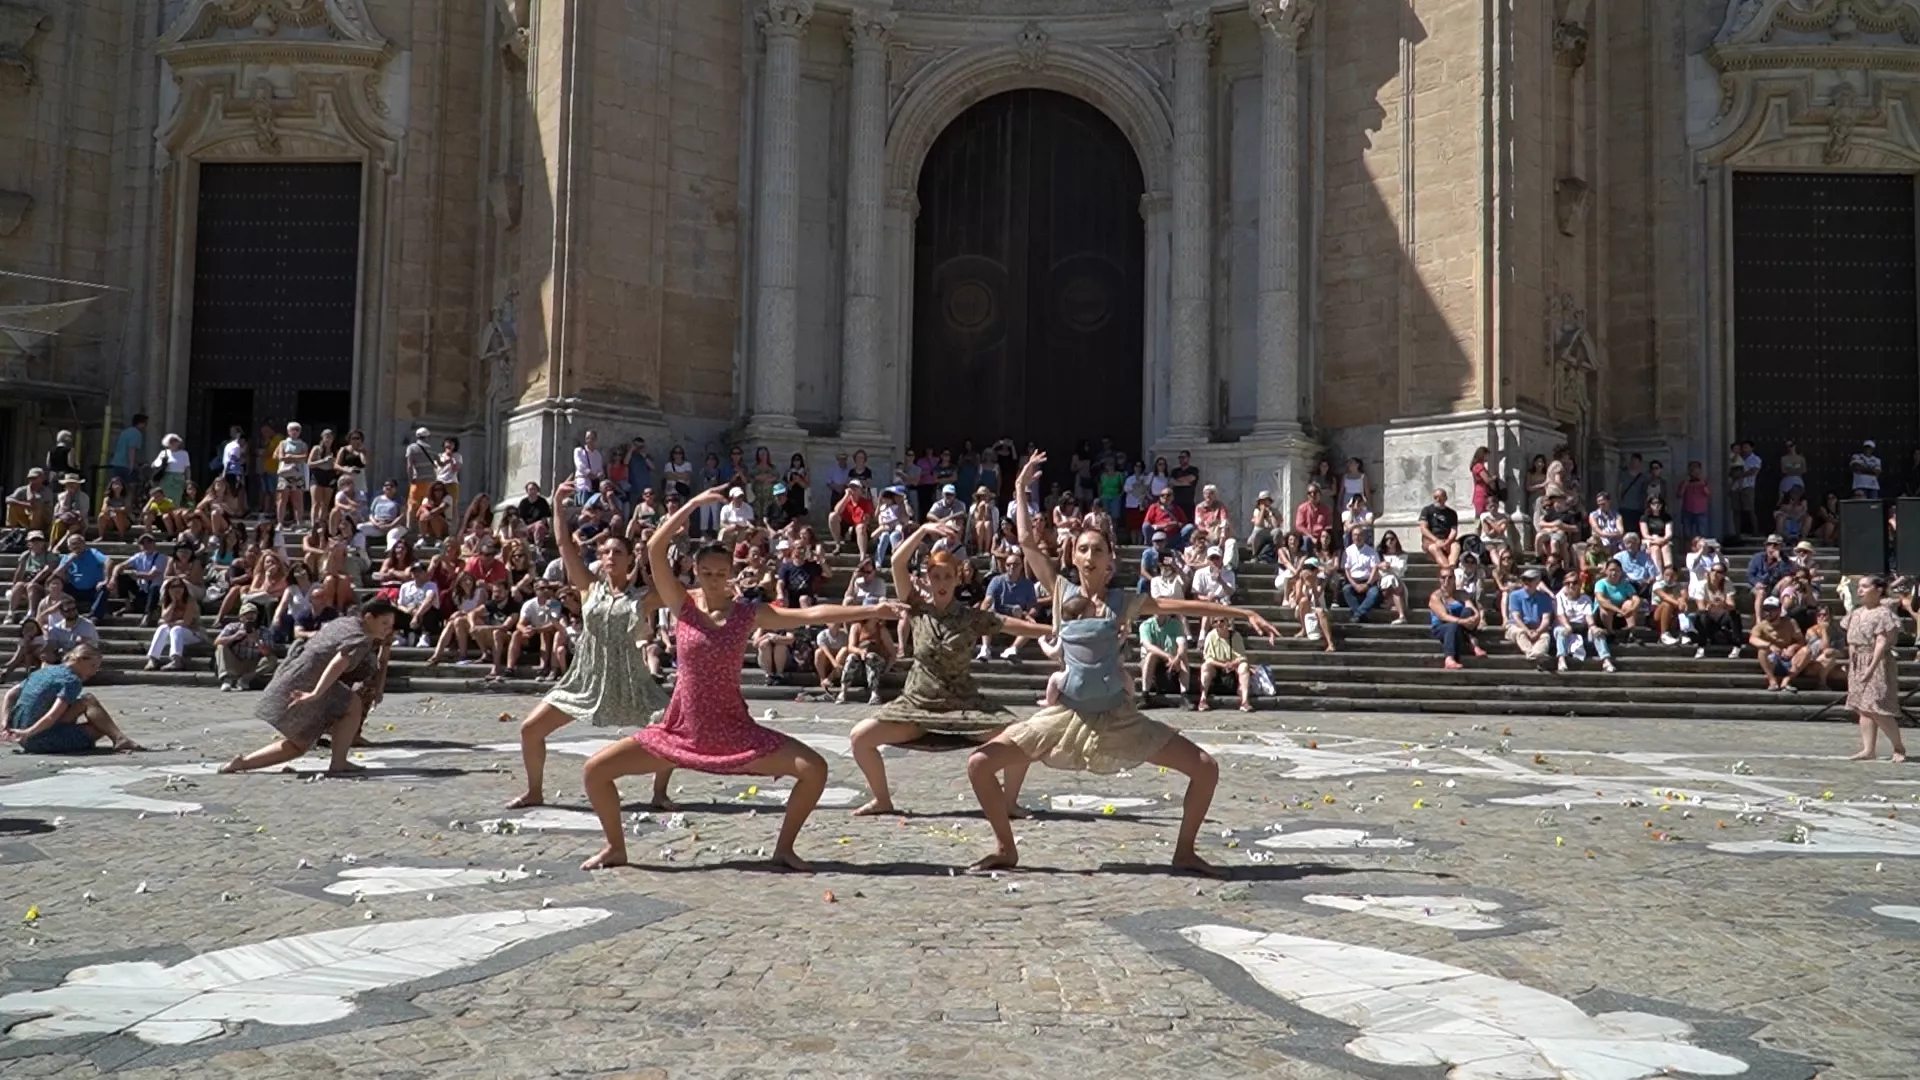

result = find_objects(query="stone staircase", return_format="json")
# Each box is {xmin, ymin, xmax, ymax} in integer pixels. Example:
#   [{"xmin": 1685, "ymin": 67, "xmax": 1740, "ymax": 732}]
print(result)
[{"xmin": 4, "ymin": 535, "xmax": 1904, "ymax": 723}]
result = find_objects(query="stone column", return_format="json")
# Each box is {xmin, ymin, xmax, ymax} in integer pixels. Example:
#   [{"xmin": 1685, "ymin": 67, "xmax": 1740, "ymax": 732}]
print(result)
[
  {"xmin": 838, "ymin": 6, "xmax": 892, "ymax": 440},
  {"xmin": 1164, "ymin": 6, "xmax": 1216, "ymax": 444},
  {"xmin": 1249, "ymin": 0, "xmax": 1313, "ymax": 437},
  {"xmin": 744, "ymin": 0, "xmax": 814, "ymax": 440}
]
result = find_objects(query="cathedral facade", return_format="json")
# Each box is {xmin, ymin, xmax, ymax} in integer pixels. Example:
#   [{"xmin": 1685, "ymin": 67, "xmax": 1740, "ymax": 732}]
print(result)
[{"xmin": 3, "ymin": 0, "xmax": 1917, "ymax": 527}]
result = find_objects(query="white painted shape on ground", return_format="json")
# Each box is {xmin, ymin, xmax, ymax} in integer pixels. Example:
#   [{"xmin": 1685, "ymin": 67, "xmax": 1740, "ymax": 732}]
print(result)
[
  {"xmin": 1049, "ymin": 795, "xmax": 1158, "ymax": 813},
  {"xmin": 746, "ymin": 786, "xmax": 863, "ymax": 808},
  {"xmin": 477, "ymin": 738, "xmax": 622, "ymax": 760},
  {"xmin": 1869, "ymin": 904, "xmax": 1920, "ymax": 926},
  {"xmin": 1255, "ymin": 828, "xmax": 1414, "ymax": 851},
  {"xmin": 1302, "ymin": 894, "xmax": 1506, "ymax": 932},
  {"xmin": 1178, "ymin": 924, "xmax": 1748, "ymax": 1080},
  {"xmin": 1708, "ymin": 814, "xmax": 1920, "ymax": 857},
  {"xmin": 470, "ymin": 808, "xmax": 602, "ymax": 832},
  {"xmin": 321, "ymin": 866, "xmax": 530, "ymax": 897},
  {"xmin": 0, "ymin": 907, "xmax": 610, "ymax": 1046},
  {"xmin": 0, "ymin": 763, "xmax": 219, "ymax": 814}
]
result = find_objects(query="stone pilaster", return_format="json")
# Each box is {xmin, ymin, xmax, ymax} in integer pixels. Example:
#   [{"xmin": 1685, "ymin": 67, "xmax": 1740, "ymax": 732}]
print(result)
[
  {"xmin": 1164, "ymin": 5, "xmax": 1216, "ymax": 443},
  {"xmin": 838, "ymin": 5, "xmax": 893, "ymax": 441},
  {"xmin": 743, "ymin": 0, "xmax": 814, "ymax": 442},
  {"xmin": 1249, "ymin": 0, "xmax": 1312, "ymax": 439}
]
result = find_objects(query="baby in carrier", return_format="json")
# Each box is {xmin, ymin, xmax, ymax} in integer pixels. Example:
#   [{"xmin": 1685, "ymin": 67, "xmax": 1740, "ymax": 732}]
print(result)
[{"xmin": 1039, "ymin": 593, "xmax": 1133, "ymax": 711}]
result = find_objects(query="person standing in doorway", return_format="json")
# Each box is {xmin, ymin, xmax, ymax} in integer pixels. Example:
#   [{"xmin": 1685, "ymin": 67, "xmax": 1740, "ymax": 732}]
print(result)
[
  {"xmin": 109, "ymin": 413, "xmax": 148, "ymax": 493},
  {"xmin": 1616, "ymin": 453, "xmax": 1648, "ymax": 533},
  {"xmin": 1850, "ymin": 439, "xmax": 1883, "ymax": 500}
]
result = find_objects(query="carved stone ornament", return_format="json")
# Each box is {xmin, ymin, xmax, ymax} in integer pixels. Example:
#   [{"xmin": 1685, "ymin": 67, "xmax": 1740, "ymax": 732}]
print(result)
[
  {"xmin": 1553, "ymin": 19, "xmax": 1589, "ymax": 68},
  {"xmin": 1550, "ymin": 292, "xmax": 1598, "ymax": 422},
  {"xmin": 1695, "ymin": 0, "xmax": 1920, "ymax": 170},
  {"xmin": 155, "ymin": 0, "xmax": 402, "ymax": 170},
  {"xmin": 1167, "ymin": 5, "xmax": 1216, "ymax": 48},
  {"xmin": 0, "ymin": 188, "xmax": 29, "ymax": 236},
  {"xmin": 492, "ymin": 0, "xmax": 529, "ymax": 65},
  {"xmin": 0, "ymin": 1, "xmax": 48, "ymax": 89},
  {"xmin": 1248, "ymin": 0, "xmax": 1317, "ymax": 41},
  {"xmin": 1015, "ymin": 21, "xmax": 1048, "ymax": 71},
  {"xmin": 1554, "ymin": 176, "xmax": 1590, "ymax": 236},
  {"xmin": 756, "ymin": 0, "xmax": 814, "ymax": 40}
]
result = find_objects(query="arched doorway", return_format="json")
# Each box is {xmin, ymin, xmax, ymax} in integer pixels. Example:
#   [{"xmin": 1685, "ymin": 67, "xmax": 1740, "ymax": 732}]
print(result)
[{"xmin": 911, "ymin": 89, "xmax": 1145, "ymax": 464}]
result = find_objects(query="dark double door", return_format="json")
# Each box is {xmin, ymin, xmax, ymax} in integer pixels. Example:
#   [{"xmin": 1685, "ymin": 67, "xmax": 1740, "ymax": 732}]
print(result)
[
  {"xmin": 911, "ymin": 89, "xmax": 1145, "ymax": 461},
  {"xmin": 188, "ymin": 162, "xmax": 362, "ymax": 469},
  {"xmin": 1732, "ymin": 172, "xmax": 1920, "ymax": 501}
]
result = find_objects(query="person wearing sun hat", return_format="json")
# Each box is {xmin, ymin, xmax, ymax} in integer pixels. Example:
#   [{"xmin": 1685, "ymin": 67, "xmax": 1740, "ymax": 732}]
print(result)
[
  {"xmin": 48, "ymin": 473, "xmax": 90, "ymax": 549},
  {"xmin": 1247, "ymin": 489, "xmax": 1281, "ymax": 562}
]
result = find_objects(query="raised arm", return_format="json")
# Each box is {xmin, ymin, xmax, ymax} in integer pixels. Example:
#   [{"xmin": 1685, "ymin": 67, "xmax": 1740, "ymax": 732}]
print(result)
[
  {"xmin": 890, "ymin": 522, "xmax": 947, "ymax": 600},
  {"xmin": 1011, "ymin": 451, "xmax": 1058, "ymax": 593},
  {"xmin": 649, "ymin": 483, "xmax": 727, "ymax": 614},
  {"xmin": 549, "ymin": 482, "xmax": 598, "ymax": 592},
  {"xmin": 1138, "ymin": 595, "xmax": 1279, "ymax": 641}
]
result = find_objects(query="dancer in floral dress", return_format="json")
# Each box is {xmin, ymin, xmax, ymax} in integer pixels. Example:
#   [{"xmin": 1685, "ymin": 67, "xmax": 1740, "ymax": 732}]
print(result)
[
  {"xmin": 508, "ymin": 480, "xmax": 674, "ymax": 808},
  {"xmin": 847, "ymin": 521, "xmax": 1053, "ymax": 816},
  {"xmin": 578, "ymin": 485, "xmax": 908, "ymax": 871},
  {"xmin": 964, "ymin": 452, "xmax": 1280, "ymax": 876},
  {"xmin": 1843, "ymin": 575, "xmax": 1908, "ymax": 762}
]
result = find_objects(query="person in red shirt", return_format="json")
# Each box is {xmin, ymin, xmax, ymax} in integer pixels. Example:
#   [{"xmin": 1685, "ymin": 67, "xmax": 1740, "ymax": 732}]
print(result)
[
  {"xmin": 1294, "ymin": 483, "xmax": 1333, "ymax": 554},
  {"xmin": 464, "ymin": 540, "xmax": 510, "ymax": 589},
  {"xmin": 829, "ymin": 478, "xmax": 876, "ymax": 559},
  {"xmin": 1141, "ymin": 489, "xmax": 1193, "ymax": 549}
]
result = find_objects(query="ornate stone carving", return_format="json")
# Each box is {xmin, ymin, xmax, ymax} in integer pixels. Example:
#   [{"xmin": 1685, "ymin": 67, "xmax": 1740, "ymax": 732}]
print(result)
[
  {"xmin": 1014, "ymin": 22, "xmax": 1048, "ymax": 71},
  {"xmin": 846, "ymin": 7, "xmax": 894, "ymax": 50},
  {"xmin": 756, "ymin": 0, "xmax": 814, "ymax": 40},
  {"xmin": 1554, "ymin": 176, "xmax": 1590, "ymax": 237},
  {"xmin": 1550, "ymin": 292, "xmax": 1598, "ymax": 423},
  {"xmin": 248, "ymin": 78, "xmax": 283, "ymax": 154},
  {"xmin": 1824, "ymin": 79, "xmax": 1861, "ymax": 162},
  {"xmin": 1696, "ymin": 0, "xmax": 1920, "ymax": 170},
  {"xmin": 492, "ymin": 0, "xmax": 529, "ymax": 66},
  {"xmin": 1248, "ymin": 0, "xmax": 1316, "ymax": 41},
  {"xmin": 0, "ymin": 1, "xmax": 48, "ymax": 89},
  {"xmin": 1553, "ymin": 20, "xmax": 1589, "ymax": 68},
  {"xmin": 0, "ymin": 189, "xmax": 29, "ymax": 236},
  {"xmin": 1168, "ymin": 5, "xmax": 1217, "ymax": 47}
]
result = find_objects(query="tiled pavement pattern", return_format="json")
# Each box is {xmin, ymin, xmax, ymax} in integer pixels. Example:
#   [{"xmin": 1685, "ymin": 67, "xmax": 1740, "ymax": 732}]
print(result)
[{"xmin": 0, "ymin": 689, "xmax": 1915, "ymax": 1079}]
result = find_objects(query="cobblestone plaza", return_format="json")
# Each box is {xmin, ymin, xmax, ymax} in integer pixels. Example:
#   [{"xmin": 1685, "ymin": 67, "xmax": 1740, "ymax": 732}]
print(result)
[{"xmin": 1, "ymin": 689, "xmax": 1914, "ymax": 1078}]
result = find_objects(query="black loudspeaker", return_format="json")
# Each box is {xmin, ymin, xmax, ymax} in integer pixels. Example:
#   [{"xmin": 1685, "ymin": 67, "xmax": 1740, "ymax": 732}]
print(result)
[
  {"xmin": 1897, "ymin": 498, "xmax": 1920, "ymax": 577},
  {"xmin": 1838, "ymin": 499, "xmax": 1888, "ymax": 576}
]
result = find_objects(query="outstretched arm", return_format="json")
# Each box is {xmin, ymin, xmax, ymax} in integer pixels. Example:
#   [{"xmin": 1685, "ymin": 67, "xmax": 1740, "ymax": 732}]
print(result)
[
  {"xmin": 757, "ymin": 598, "xmax": 909, "ymax": 632},
  {"xmin": 1011, "ymin": 451, "xmax": 1058, "ymax": 594},
  {"xmin": 1138, "ymin": 596, "xmax": 1279, "ymax": 641}
]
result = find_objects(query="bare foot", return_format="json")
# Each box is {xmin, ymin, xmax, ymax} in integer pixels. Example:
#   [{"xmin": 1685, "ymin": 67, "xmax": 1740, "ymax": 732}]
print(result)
[
  {"xmin": 1847, "ymin": 750, "xmax": 1876, "ymax": 761},
  {"xmin": 1471, "ymin": 646, "xmax": 1488, "ymax": 658},
  {"xmin": 851, "ymin": 799, "xmax": 897, "ymax": 817},
  {"xmin": 1238, "ymin": 702, "xmax": 1254, "ymax": 713},
  {"xmin": 111, "ymin": 738, "xmax": 145, "ymax": 752},
  {"xmin": 1443, "ymin": 658, "xmax": 1464, "ymax": 670},
  {"xmin": 1006, "ymin": 803, "xmax": 1030, "ymax": 821},
  {"xmin": 1196, "ymin": 698, "xmax": 1211, "ymax": 712},
  {"xmin": 581, "ymin": 845, "xmax": 628, "ymax": 871},
  {"xmin": 769, "ymin": 849, "xmax": 814, "ymax": 873},
  {"xmin": 505, "ymin": 790, "xmax": 544, "ymax": 809},
  {"xmin": 1172, "ymin": 851, "xmax": 1231, "ymax": 879},
  {"xmin": 647, "ymin": 794, "xmax": 680, "ymax": 812},
  {"xmin": 966, "ymin": 850, "xmax": 1018, "ymax": 874},
  {"xmin": 325, "ymin": 761, "xmax": 367, "ymax": 776},
  {"xmin": 1893, "ymin": 751, "xmax": 1909, "ymax": 763}
]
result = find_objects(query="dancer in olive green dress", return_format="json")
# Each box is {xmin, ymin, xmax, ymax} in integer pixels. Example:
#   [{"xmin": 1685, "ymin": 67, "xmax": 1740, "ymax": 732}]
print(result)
[
  {"xmin": 847, "ymin": 522, "xmax": 1054, "ymax": 815},
  {"xmin": 964, "ymin": 452, "xmax": 1280, "ymax": 876}
]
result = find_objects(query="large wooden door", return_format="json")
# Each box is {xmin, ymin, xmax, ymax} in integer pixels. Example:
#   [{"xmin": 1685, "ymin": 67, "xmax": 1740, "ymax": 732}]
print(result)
[
  {"xmin": 187, "ymin": 163, "xmax": 362, "ymax": 463},
  {"xmin": 911, "ymin": 90, "xmax": 1145, "ymax": 459},
  {"xmin": 1733, "ymin": 172, "xmax": 1919, "ymax": 501}
]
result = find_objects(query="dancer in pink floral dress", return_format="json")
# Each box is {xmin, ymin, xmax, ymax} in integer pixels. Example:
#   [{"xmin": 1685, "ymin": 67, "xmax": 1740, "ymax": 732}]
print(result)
[{"xmin": 579, "ymin": 484, "xmax": 907, "ymax": 871}]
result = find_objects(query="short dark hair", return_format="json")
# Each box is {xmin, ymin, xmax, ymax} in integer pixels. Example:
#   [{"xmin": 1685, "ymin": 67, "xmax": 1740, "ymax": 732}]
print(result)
[
  {"xmin": 360, "ymin": 597, "xmax": 400, "ymax": 619},
  {"xmin": 694, "ymin": 542, "xmax": 733, "ymax": 567},
  {"xmin": 131, "ymin": 413, "xmax": 149, "ymax": 426}
]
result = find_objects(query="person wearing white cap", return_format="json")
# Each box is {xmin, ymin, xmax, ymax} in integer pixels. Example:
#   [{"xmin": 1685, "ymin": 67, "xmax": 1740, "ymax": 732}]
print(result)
[
  {"xmin": 1191, "ymin": 545, "xmax": 1236, "ymax": 604},
  {"xmin": 926, "ymin": 483, "xmax": 966, "ymax": 529},
  {"xmin": 717, "ymin": 485, "xmax": 756, "ymax": 545},
  {"xmin": 828, "ymin": 479, "xmax": 875, "ymax": 559},
  {"xmin": 1850, "ymin": 438, "xmax": 1883, "ymax": 498},
  {"xmin": 403, "ymin": 425, "xmax": 437, "ymax": 522}
]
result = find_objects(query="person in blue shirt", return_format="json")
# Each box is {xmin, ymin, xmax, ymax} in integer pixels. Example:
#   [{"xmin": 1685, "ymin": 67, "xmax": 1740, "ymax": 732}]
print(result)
[
  {"xmin": 980, "ymin": 557, "xmax": 1040, "ymax": 661},
  {"xmin": 1612, "ymin": 532, "xmax": 1659, "ymax": 594},
  {"xmin": 109, "ymin": 413, "xmax": 148, "ymax": 490},
  {"xmin": 111, "ymin": 533, "xmax": 170, "ymax": 621},
  {"xmin": 1137, "ymin": 531, "xmax": 1171, "ymax": 592},
  {"xmin": 1504, "ymin": 567, "xmax": 1556, "ymax": 668},
  {"xmin": 1747, "ymin": 535, "xmax": 1792, "ymax": 591},
  {"xmin": 53, "ymin": 534, "xmax": 113, "ymax": 621},
  {"xmin": 1, "ymin": 644, "xmax": 140, "ymax": 753},
  {"xmin": 1593, "ymin": 560, "xmax": 1643, "ymax": 657}
]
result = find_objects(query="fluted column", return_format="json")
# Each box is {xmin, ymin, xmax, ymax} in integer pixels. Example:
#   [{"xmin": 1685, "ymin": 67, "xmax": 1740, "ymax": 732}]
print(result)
[
  {"xmin": 838, "ymin": 6, "xmax": 893, "ymax": 439},
  {"xmin": 1249, "ymin": 0, "xmax": 1313, "ymax": 436},
  {"xmin": 1164, "ymin": 5, "xmax": 1216, "ymax": 443},
  {"xmin": 745, "ymin": 0, "xmax": 814, "ymax": 438}
]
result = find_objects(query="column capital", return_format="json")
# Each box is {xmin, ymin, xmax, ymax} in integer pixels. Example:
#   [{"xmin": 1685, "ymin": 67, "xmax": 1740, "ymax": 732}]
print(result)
[
  {"xmin": 847, "ymin": 7, "xmax": 895, "ymax": 51},
  {"xmin": 757, "ymin": 0, "xmax": 815, "ymax": 40},
  {"xmin": 1248, "ymin": 0, "xmax": 1315, "ymax": 42},
  {"xmin": 1167, "ymin": 5, "xmax": 1216, "ymax": 49}
]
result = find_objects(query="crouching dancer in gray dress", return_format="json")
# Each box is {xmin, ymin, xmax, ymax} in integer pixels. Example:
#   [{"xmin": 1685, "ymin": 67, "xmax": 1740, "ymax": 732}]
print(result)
[{"xmin": 219, "ymin": 599, "xmax": 398, "ymax": 775}]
